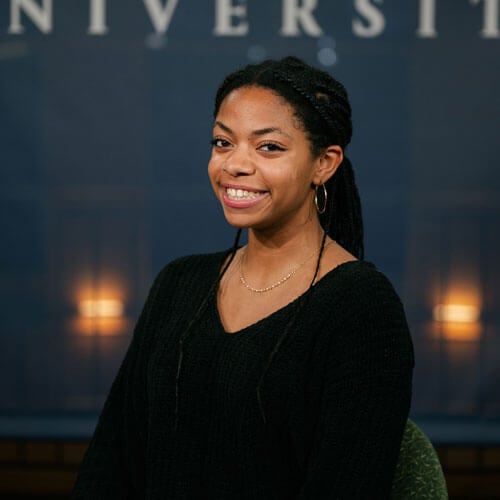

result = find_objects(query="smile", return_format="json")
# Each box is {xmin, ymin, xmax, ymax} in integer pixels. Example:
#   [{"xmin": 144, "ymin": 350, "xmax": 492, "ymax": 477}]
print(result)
[
  {"xmin": 222, "ymin": 186, "xmax": 268, "ymax": 209},
  {"xmin": 226, "ymin": 187, "xmax": 263, "ymax": 200}
]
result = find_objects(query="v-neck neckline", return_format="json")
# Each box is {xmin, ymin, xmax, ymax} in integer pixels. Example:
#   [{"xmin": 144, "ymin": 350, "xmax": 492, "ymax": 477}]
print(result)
[{"xmin": 213, "ymin": 256, "xmax": 364, "ymax": 335}]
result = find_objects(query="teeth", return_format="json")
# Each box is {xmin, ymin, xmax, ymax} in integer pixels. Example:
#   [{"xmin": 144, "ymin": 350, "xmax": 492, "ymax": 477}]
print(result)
[{"xmin": 226, "ymin": 187, "xmax": 262, "ymax": 200}]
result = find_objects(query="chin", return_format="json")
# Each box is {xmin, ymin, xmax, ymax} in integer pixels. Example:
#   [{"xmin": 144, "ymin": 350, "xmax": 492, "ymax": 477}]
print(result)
[
  {"xmin": 220, "ymin": 207, "xmax": 278, "ymax": 233},
  {"xmin": 222, "ymin": 214, "xmax": 252, "ymax": 229}
]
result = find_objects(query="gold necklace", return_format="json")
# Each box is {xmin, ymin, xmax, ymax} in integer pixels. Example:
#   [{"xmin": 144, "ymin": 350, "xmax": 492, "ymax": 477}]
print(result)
[{"xmin": 239, "ymin": 248, "xmax": 317, "ymax": 293}]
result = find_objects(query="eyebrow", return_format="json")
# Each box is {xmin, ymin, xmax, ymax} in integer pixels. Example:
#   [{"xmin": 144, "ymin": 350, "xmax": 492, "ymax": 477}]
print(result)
[{"xmin": 214, "ymin": 121, "xmax": 292, "ymax": 139}]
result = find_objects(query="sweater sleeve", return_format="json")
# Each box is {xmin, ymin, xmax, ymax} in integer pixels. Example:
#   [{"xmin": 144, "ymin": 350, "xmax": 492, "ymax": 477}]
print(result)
[
  {"xmin": 297, "ymin": 267, "xmax": 414, "ymax": 499},
  {"xmin": 71, "ymin": 266, "xmax": 168, "ymax": 499}
]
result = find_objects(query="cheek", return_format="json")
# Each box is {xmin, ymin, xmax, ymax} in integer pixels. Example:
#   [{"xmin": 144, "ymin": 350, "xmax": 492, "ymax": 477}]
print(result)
[
  {"xmin": 207, "ymin": 156, "xmax": 218, "ymax": 179},
  {"xmin": 284, "ymin": 161, "xmax": 313, "ymax": 184},
  {"xmin": 207, "ymin": 158, "xmax": 221, "ymax": 193}
]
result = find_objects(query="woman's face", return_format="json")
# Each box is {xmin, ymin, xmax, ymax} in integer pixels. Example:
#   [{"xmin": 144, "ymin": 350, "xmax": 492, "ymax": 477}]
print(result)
[{"xmin": 208, "ymin": 85, "xmax": 323, "ymax": 234}]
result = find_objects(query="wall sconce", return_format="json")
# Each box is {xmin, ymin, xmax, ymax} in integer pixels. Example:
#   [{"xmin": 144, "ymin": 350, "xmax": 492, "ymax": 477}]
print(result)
[
  {"xmin": 73, "ymin": 298, "xmax": 128, "ymax": 336},
  {"xmin": 433, "ymin": 304, "xmax": 480, "ymax": 323},
  {"xmin": 78, "ymin": 299, "xmax": 124, "ymax": 318},
  {"xmin": 432, "ymin": 303, "xmax": 482, "ymax": 341}
]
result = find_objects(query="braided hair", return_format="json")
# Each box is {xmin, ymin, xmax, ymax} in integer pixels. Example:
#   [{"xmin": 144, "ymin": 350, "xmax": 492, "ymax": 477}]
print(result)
[{"xmin": 214, "ymin": 56, "xmax": 364, "ymax": 259}]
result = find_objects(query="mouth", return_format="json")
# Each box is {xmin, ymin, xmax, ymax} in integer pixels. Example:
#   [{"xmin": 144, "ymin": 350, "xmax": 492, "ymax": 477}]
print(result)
[
  {"xmin": 221, "ymin": 185, "xmax": 269, "ymax": 208},
  {"xmin": 225, "ymin": 187, "xmax": 266, "ymax": 201}
]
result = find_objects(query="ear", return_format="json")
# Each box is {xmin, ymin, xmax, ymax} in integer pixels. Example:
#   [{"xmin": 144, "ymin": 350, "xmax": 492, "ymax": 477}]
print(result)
[{"xmin": 312, "ymin": 145, "xmax": 344, "ymax": 186}]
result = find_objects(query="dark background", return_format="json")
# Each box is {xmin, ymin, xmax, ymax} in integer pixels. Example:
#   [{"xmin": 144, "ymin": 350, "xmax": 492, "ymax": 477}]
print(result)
[{"xmin": 0, "ymin": 0, "xmax": 499, "ymax": 441}]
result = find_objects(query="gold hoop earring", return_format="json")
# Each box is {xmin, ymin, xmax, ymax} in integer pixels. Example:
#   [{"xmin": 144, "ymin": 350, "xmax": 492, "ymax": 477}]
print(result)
[{"xmin": 314, "ymin": 184, "xmax": 327, "ymax": 214}]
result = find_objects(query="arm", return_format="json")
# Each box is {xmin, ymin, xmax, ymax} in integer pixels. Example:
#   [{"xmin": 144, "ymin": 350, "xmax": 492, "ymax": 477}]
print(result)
[
  {"xmin": 71, "ymin": 267, "xmax": 167, "ymax": 499},
  {"xmin": 298, "ymin": 269, "xmax": 414, "ymax": 498}
]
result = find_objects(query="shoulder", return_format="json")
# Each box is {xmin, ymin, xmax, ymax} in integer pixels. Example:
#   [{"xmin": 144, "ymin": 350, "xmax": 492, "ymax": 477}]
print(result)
[
  {"xmin": 318, "ymin": 260, "xmax": 402, "ymax": 306},
  {"xmin": 308, "ymin": 260, "xmax": 407, "ymax": 325},
  {"xmin": 134, "ymin": 250, "xmax": 229, "ymax": 333},
  {"xmin": 312, "ymin": 261, "xmax": 413, "ymax": 363},
  {"xmin": 141, "ymin": 250, "xmax": 228, "ymax": 310},
  {"xmin": 337, "ymin": 260, "xmax": 405, "ymax": 320},
  {"xmin": 153, "ymin": 250, "xmax": 229, "ymax": 288}
]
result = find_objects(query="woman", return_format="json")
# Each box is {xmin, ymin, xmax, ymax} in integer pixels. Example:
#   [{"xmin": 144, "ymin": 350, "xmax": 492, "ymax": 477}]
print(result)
[{"xmin": 72, "ymin": 56, "xmax": 414, "ymax": 498}]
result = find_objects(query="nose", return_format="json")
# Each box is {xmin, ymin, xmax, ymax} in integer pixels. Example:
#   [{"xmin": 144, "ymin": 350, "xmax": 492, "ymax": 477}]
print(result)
[{"xmin": 222, "ymin": 147, "xmax": 254, "ymax": 176}]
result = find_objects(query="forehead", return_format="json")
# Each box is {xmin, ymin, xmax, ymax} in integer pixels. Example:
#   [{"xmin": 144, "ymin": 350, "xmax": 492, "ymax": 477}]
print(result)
[{"xmin": 216, "ymin": 86, "xmax": 299, "ymax": 127}]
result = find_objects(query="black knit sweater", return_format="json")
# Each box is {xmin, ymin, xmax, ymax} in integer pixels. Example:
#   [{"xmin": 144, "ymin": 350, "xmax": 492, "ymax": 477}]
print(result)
[{"xmin": 71, "ymin": 251, "xmax": 413, "ymax": 499}]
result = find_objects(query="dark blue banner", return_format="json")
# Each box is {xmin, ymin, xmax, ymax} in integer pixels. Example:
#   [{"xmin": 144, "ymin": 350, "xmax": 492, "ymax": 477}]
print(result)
[{"xmin": 1, "ymin": 0, "xmax": 499, "ymax": 439}]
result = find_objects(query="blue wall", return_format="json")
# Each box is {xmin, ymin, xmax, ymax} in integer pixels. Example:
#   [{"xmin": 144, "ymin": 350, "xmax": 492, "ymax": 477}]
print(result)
[{"xmin": 1, "ymin": 0, "xmax": 499, "ymax": 440}]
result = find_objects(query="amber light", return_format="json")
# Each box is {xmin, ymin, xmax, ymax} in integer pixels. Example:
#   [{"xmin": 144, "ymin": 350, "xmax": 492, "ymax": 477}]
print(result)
[
  {"xmin": 78, "ymin": 299, "xmax": 124, "ymax": 318},
  {"xmin": 432, "ymin": 304, "xmax": 482, "ymax": 342},
  {"xmin": 433, "ymin": 304, "xmax": 480, "ymax": 323}
]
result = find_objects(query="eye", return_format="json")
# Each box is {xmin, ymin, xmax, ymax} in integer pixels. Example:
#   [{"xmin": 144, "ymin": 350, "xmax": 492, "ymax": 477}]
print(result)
[
  {"xmin": 211, "ymin": 138, "xmax": 231, "ymax": 148},
  {"xmin": 259, "ymin": 142, "xmax": 286, "ymax": 152}
]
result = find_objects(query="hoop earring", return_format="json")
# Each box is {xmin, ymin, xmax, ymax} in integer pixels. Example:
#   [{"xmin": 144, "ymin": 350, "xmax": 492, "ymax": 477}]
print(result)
[{"xmin": 314, "ymin": 184, "xmax": 327, "ymax": 214}]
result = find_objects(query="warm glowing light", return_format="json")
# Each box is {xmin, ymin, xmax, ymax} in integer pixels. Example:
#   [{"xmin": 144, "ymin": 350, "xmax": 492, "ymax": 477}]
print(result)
[
  {"xmin": 70, "ymin": 316, "xmax": 131, "ymax": 336},
  {"xmin": 440, "ymin": 322, "xmax": 482, "ymax": 342},
  {"xmin": 433, "ymin": 304, "xmax": 480, "ymax": 323},
  {"xmin": 78, "ymin": 299, "xmax": 124, "ymax": 318}
]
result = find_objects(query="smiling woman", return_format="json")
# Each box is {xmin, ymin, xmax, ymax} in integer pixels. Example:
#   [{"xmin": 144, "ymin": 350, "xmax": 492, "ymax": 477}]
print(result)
[
  {"xmin": 208, "ymin": 85, "xmax": 338, "ymax": 235},
  {"xmin": 71, "ymin": 56, "xmax": 414, "ymax": 499}
]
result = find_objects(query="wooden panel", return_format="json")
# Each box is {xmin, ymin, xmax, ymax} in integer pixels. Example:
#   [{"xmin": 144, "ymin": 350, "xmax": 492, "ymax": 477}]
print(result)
[
  {"xmin": 483, "ymin": 448, "xmax": 500, "ymax": 469},
  {"xmin": 24, "ymin": 442, "xmax": 57, "ymax": 464},
  {"xmin": 446, "ymin": 473, "xmax": 500, "ymax": 498},
  {"xmin": 0, "ymin": 466, "xmax": 77, "ymax": 494},
  {"xmin": 444, "ymin": 447, "xmax": 481, "ymax": 469},
  {"xmin": 0, "ymin": 441, "xmax": 18, "ymax": 462},
  {"xmin": 62, "ymin": 442, "xmax": 88, "ymax": 465},
  {"xmin": 1, "ymin": 439, "xmax": 500, "ymax": 498}
]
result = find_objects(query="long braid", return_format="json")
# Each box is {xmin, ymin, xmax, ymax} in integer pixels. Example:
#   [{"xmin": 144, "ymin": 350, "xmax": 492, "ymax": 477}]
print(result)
[
  {"xmin": 256, "ymin": 230, "xmax": 328, "ymax": 423},
  {"xmin": 271, "ymin": 63, "xmax": 363, "ymax": 259},
  {"xmin": 174, "ymin": 228, "xmax": 242, "ymax": 430},
  {"xmin": 321, "ymin": 158, "xmax": 364, "ymax": 259}
]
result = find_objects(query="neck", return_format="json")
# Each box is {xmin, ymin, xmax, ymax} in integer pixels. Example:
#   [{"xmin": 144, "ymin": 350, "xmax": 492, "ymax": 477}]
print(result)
[{"xmin": 243, "ymin": 221, "xmax": 326, "ymax": 271}]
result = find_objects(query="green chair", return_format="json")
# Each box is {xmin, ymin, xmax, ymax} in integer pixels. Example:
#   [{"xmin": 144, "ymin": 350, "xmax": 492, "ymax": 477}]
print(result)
[{"xmin": 391, "ymin": 419, "xmax": 448, "ymax": 499}]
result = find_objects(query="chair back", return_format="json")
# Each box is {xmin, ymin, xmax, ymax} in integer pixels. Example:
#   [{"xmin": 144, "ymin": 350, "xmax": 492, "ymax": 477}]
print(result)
[{"xmin": 391, "ymin": 419, "xmax": 448, "ymax": 499}]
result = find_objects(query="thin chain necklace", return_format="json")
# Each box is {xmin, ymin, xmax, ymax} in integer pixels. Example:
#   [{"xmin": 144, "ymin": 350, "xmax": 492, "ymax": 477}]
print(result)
[{"xmin": 239, "ymin": 247, "xmax": 318, "ymax": 293}]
